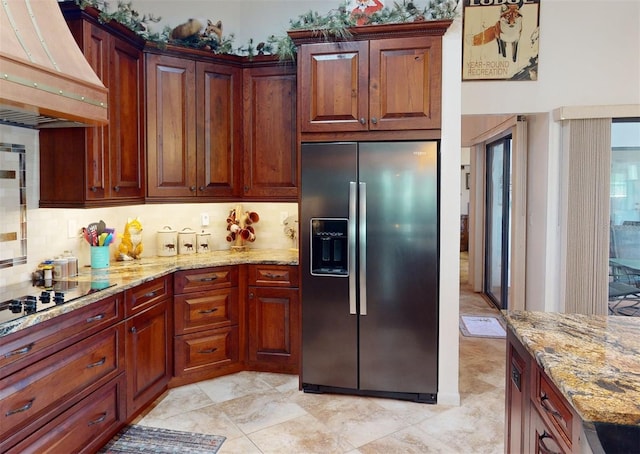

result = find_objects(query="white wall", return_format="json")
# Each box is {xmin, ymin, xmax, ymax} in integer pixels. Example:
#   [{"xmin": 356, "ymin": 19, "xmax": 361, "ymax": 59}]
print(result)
[
  {"xmin": 462, "ymin": 0, "xmax": 640, "ymax": 312},
  {"xmin": 133, "ymin": 0, "xmax": 346, "ymax": 49},
  {"xmin": 462, "ymin": 0, "xmax": 640, "ymax": 115}
]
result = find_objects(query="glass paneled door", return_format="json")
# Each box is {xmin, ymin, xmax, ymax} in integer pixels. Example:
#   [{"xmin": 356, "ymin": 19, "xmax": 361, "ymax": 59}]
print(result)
[
  {"xmin": 485, "ymin": 136, "xmax": 512, "ymax": 309},
  {"xmin": 609, "ymin": 119, "xmax": 640, "ymax": 315}
]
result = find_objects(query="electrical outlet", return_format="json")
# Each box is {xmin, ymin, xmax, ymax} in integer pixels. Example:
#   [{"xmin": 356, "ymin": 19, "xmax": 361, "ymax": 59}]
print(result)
[
  {"xmin": 280, "ymin": 211, "xmax": 288, "ymax": 223},
  {"xmin": 68, "ymin": 220, "xmax": 77, "ymax": 239},
  {"xmin": 201, "ymin": 213, "xmax": 210, "ymax": 226}
]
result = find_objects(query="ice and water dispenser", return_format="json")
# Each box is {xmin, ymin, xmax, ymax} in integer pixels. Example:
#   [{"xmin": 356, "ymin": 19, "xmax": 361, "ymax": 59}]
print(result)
[{"xmin": 310, "ymin": 219, "xmax": 348, "ymax": 276}]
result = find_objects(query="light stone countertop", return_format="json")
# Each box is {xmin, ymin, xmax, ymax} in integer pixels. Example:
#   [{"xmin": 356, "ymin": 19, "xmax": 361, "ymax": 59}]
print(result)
[
  {"xmin": 503, "ymin": 310, "xmax": 640, "ymax": 427},
  {"xmin": 0, "ymin": 249, "xmax": 298, "ymax": 337}
]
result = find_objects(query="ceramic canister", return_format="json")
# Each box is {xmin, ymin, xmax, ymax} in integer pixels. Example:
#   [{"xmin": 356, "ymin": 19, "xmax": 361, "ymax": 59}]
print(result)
[
  {"xmin": 157, "ymin": 226, "xmax": 177, "ymax": 257},
  {"xmin": 196, "ymin": 230, "xmax": 212, "ymax": 253},
  {"xmin": 178, "ymin": 227, "xmax": 197, "ymax": 255}
]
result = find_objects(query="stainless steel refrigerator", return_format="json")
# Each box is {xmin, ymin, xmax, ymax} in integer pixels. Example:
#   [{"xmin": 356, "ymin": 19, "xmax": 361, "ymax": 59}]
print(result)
[{"xmin": 301, "ymin": 141, "xmax": 439, "ymax": 403}]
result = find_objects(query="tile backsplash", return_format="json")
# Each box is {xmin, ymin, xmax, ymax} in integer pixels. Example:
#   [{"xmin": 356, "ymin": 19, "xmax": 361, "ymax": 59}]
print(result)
[{"xmin": 0, "ymin": 124, "xmax": 298, "ymax": 287}]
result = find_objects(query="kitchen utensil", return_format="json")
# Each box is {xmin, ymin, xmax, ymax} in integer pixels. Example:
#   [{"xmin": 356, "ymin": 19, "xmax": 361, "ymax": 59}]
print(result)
[
  {"xmin": 97, "ymin": 219, "xmax": 107, "ymax": 235},
  {"xmin": 87, "ymin": 223, "xmax": 99, "ymax": 246}
]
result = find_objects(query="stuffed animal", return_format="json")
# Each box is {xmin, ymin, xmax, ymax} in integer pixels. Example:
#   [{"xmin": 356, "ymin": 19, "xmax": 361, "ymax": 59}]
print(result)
[
  {"xmin": 170, "ymin": 18, "xmax": 223, "ymax": 41},
  {"xmin": 117, "ymin": 218, "xmax": 143, "ymax": 260}
]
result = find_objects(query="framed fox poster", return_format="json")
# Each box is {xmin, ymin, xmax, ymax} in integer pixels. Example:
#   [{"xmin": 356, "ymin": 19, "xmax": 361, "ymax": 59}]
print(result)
[{"xmin": 462, "ymin": 0, "xmax": 540, "ymax": 81}]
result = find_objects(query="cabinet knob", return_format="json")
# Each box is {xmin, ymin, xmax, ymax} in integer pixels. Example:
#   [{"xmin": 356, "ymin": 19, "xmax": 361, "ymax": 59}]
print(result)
[
  {"xmin": 244, "ymin": 186, "xmax": 249, "ymax": 192},
  {"xmin": 249, "ymin": 292, "xmax": 254, "ymax": 299},
  {"xmin": 199, "ymin": 186, "xmax": 205, "ymax": 192},
  {"xmin": 113, "ymin": 186, "xmax": 120, "ymax": 192},
  {"xmin": 371, "ymin": 117, "xmax": 378, "ymax": 125},
  {"xmin": 359, "ymin": 118, "xmax": 366, "ymax": 125},
  {"xmin": 130, "ymin": 326, "xmax": 137, "ymax": 334},
  {"xmin": 190, "ymin": 186, "xmax": 196, "ymax": 192},
  {"xmin": 90, "ymin": 186, "xmax": 98, "ymax": 193}
]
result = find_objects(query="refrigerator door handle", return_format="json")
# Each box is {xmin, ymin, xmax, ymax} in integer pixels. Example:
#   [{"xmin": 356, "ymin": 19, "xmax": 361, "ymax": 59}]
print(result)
[
  {"xmin": 349, "ymin": 182, "xmax": 357, "ymax": 315},
  {"xmin": 359, "ymin": 182, "xmax": 367, "ymax": 315}
]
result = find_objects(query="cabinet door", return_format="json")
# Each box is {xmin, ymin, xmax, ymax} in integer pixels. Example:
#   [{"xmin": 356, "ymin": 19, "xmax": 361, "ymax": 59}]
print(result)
[
  {"xmin": 298, "ymin": 41, "xmax": 368, "ymax": 133},
  {"xmin": 506, "ymin": 338, "xmax": 529, "ymax": 454},
  {"xmin": 529, "ymin": 407, "xmax": 568, "ymax": 454},
  {"xmin": 196, "ymin": 62, "xmax": 242, "ymax": 198},
  {"xmin": 247, "ymin": 287, "xmax": 299, "ymax": 373},
  {"xmin": 108, "ymin": 37, "xmax": 145, "ymax": 200},
  {"xmin": 243, "ymin": 64, "xmax": 298, "ymax": 199},
  {"xmin": 369, "ymin": 36, "xmax": 442, "ymax": 130},
  {"xmin": 83, "ymin": 23, "xmax": 111, "ymax": 200},
  {"xmin": 146, "ymin": 54, "xmax": 197, "ymax": 198},
  {"xmin": 125, "ymin": 300, "xmax": 171, "ymax": 417}
]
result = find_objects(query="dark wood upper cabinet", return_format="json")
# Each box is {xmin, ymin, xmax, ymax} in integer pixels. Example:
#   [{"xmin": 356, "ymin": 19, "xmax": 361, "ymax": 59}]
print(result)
[
  {"xmin": 145, "ymin": 51, "xmax": 242, "ymax": 201},
  {"xmin": 39, "ymin": 4, "xmax": 145, "ymax": 208},
  {"xmin": 145, "ymin": 53, "xmax": 197, "ymax": 199},
  {"xmin": 242, "ymin": 62, "xmax": 297, "ymax": 200},
  {"xmin": 290, "ymin": 20, "xmax": 451, "ymax": 141}
]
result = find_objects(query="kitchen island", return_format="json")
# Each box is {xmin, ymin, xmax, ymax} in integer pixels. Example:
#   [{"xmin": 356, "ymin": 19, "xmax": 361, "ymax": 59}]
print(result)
[{"xmin": 503, "ymin": 311, "xmax": 640, "ymax": 453}]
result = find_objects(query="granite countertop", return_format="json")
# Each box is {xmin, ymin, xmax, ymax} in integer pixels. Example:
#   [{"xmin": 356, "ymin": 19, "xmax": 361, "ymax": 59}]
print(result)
[
  {"xmin": 1, "ymin": 249, "xmax": 298, "ymax": 337},
  {"xmin": 503, "ymin": 311, "xmax": 640, "ymax": 427}
]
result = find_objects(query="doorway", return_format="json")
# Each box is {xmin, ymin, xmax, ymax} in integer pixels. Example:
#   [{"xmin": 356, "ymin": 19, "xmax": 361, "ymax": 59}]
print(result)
[{"xmin": 484, "ymin": 136, "xmax": 512, "ymax": 309}]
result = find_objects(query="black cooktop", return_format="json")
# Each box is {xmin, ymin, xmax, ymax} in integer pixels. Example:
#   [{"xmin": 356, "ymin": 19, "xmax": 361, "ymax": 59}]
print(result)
[{"xmin": 0, "ymin": 279, "xmax": 117, "ymax": 325}]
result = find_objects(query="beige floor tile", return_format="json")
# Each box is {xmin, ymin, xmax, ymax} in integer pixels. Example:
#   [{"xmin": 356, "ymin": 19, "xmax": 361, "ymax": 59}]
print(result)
[
  {"xmin": 248, "ymin": 413, "xmax": 356, "ymax": 453},
  {"xmin": 136, "ymin": 254, "xmax": 506, "ymax": 453},
  {"xmin": 137, "ymin": 403, "xmax": 245, "ymax": 440},
  {"xmin": 218, "ymin": 435, "xmax": 262, "ymax": 454},
  {"xmin": 357, "ymin": 425, "xmax": 458, "ymax": 453},
  {"xmin": 197, "ymin": 370, "xmax": 275, "ymax": 404},
  {"xmin": 216, "ymin": 389, "xmax": 308, "ymax": 434}
]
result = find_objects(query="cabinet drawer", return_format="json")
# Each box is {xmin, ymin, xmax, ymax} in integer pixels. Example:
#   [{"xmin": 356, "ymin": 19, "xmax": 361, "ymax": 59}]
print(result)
[
  {"xmin": 0, "ymin": 325, "xmax": 124, "ymax": 439},
  {"xmin": 174, "ymin": 288, "xmax": 238, "ymax": 335},
  {"xmin": 174, "ymin": 326, "xmax": 239, "ymax": 375},
  {"xmin": 248, "ymin": 265, "xmax": 299, "ymax": 287},
  {"xmin": 533, "ymin": 368, "xmax": 574, "ymax": 447},
  {"xmin": 125, "ymin": 275, "xmax": 172, "ymax": 316},
  {"xmin": 0, "ymin": 294, "xmax": 123, "ymax": 379},
  {"xmin": 174, "ymin": 266, "xmax": 238, "ymax": 294},
  {"xmin": 6, "ymin": 374, "xmax": 126, "ymax": 454}
]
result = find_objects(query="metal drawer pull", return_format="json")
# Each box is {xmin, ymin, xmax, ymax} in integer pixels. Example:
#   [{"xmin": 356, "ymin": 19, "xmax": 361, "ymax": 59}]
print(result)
[
  {"xmin": 86, "ymin": 313, "xmax": 105, "ymax": 323},
  {"xmin": 4, "ymin": 343, "xmax": 34, "ymax": 358},
  {"xmin": 87, "ymin": 357, "xmax": 107, "ymax": 368},
  {"xmin": 88, "ymin": 412, "xmax": 107, "ymax": 426},
  {"xmin": 540, "ymin": 393, "xmax": 563, "ymax": 418},
  {"xmin": 199, "ymin": 308, "xmax": 219, "ymax": 314},
  {"xmin": 198, "ymin": 348, "xmax": 218, "ymax": 354},
  {"xmin": 538, "ymin": 431, "xmax": 561, "ymax": 454},
  {"xmin": 199, "ymin": 276, "xmax": 218, "ymax": 282},
  {"xmin": 143, "ymin": 290, "xmax": 158, "ymax": 298},
  {"xmin": 265, "ymin": 273, "xmax": 284, "ymax": 279},
  {"xmin": 6, "ymin": 398, "xmax": 35, "ymax": 416}
]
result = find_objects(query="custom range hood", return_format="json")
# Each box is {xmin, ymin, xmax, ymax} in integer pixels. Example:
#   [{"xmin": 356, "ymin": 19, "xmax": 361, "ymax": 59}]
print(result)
[{"xmin": 0, "ymin": 0, "xmax": 108, "ymax": 128}]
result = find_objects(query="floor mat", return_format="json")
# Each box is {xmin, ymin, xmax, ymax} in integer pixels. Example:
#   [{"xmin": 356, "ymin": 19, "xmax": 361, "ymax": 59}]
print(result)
[
  {"xmin": 99, "ymin": 425, "xmax": 225, "ymax": 454},
  {"xmin": 460, "ymin": 315, "xmax": 506, "ymax": 338}
]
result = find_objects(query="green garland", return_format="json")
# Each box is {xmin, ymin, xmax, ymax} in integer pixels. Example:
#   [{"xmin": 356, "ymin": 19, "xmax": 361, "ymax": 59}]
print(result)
[{"xmin": 74, "ymin": 0, "xmax": 459, "ymax": 60}]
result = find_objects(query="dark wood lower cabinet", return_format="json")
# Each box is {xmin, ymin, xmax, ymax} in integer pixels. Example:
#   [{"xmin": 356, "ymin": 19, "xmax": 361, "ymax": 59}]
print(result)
[
  {"xmin": 6, "ymin": 374, "xmax": 126, "ymax": 454},
  {"xmin": 0, "ymin": 263, "xmax": 299, "ymax": 450},
  {"xmin": 125, "ymin": 299, "xmax": 172, "ymax": 418},
  {"xmin": 506, "ymin": 330, "xmax": 582, "ymax": 453},
  {"xmin": 247, "ymin": 286, "xmax": 299, "ymax": 373}
]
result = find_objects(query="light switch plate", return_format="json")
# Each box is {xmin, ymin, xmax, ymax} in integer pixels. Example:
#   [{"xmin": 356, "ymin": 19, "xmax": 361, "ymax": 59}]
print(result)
[
  {"xmin": 201, "ymin": 213, "xmax": 210, "ymax": 226},
  {"xmin": 68, "ymin": 219, "xmax": 77, "ymax": 238}
]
